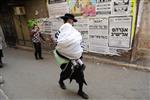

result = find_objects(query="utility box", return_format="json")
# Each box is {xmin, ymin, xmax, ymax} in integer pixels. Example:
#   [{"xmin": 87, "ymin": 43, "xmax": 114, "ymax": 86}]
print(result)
[{"xmin": 14, "ymin": 6, "xmax": 26, "ymax": 15}]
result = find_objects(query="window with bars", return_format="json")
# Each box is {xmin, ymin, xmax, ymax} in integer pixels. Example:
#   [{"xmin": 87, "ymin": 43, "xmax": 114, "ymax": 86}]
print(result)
[{"xmin": 48, "ymin": 0, "xmax": 66, "ymax": 4}]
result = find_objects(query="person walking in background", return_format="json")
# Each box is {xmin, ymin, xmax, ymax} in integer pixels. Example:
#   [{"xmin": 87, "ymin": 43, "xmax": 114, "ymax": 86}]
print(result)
[
  {"xmin": 31, "ymin": 24, "xmax": 45, "ymax": 60},
  {"xmin": 0, "ymin": 25, "xmax": 7, "ymax": 68}
]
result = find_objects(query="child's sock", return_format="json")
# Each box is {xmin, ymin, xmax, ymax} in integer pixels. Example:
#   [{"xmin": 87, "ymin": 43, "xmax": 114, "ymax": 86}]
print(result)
[
  {"xmin": 76, "ymin": 59, "xmax": 83, "ymax": 66},
  {"xmin": 71, "ymin": 60, "xmax": 78, "ymax": 66}
]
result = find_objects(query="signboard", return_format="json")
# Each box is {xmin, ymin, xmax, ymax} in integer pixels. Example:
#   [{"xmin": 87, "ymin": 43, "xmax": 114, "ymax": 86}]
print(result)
[{"xmin": 108, "ymin": 16, "xmax": 132, "ymax": 48}]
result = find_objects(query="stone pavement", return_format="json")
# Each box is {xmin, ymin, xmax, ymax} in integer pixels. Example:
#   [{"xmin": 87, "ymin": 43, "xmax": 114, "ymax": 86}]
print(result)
[{"xmin": 0, "ymin": 48, "xmax": 150, "ymax": 100}]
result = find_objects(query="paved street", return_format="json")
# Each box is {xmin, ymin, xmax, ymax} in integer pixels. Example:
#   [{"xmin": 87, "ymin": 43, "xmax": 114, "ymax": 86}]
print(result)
[{"xmin": 0, "ymin": 48, "xmax": 150, "ymax": 100}]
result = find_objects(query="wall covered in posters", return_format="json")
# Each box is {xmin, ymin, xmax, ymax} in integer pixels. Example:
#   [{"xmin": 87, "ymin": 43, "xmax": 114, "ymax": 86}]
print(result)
[{"xmin": 44, "ymin": 0, "xmax": 137, "ymax": 55}]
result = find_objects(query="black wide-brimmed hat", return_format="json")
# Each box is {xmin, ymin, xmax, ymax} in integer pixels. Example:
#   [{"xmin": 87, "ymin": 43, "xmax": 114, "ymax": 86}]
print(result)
[{"xmin": 60, "ymin": 13, "xmax": 77, "ymax": 22}]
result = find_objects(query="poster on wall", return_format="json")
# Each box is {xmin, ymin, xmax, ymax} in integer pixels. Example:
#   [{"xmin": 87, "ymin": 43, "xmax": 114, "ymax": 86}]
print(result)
[
  {"xmin": 74, "ymin": 18, "xmax": 89, "ymax": 50},
  {"xmin": 51, "ymin": 18, "xmax": 64, "ymax": 34},
  {"xmin": 108, "ymin": 16, "xmax": 132, "ymax": 48},
  {"xmin": 42, "ymin": 20, "xmax": 52, "ymax": 34},
  {"xmin": 67, "ymin": 0, "xmax": 96, "ymax": 16},
  {"xmin": 50, "ymin": 18, "xmax": 64, "ymax": 41},
  {"xmin": 47, "ymin": 2, "xmax": 69, "ymax": 18},
  {"xmin": 96, "ymin": 0, "xmax": 112, "ymax": 15},
  {"xmin": 37, "ymin": 18, "xmax": 52, "ymax": 34},
  {"xmin": 130, "ymin": 0, "xmax": 137, "ymax": 42},
  {"xmin": 89, "ymin": 17, "xmax": 109, "ymax": 53},
  {"xmin": 112, "ymin": 0, "xmax": 130, "ymax": 15}
]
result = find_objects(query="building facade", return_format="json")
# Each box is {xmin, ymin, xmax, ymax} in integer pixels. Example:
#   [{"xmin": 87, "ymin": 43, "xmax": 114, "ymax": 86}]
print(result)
[{"xmin": 0, "ymin": 0, "xmax": 149, "ymax": 62}]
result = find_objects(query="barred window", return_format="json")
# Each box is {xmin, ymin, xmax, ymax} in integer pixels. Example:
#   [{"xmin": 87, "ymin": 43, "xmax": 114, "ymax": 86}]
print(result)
[{"xmin": 48, "ymin": 0, "xmax": 66, "ymax": 4}]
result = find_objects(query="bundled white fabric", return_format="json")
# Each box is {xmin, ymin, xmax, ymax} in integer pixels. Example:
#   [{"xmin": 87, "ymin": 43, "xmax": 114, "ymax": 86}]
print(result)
[
  {"xmin": 56, "ymin": 23, "xmax": 83, "ymax": 59},
  {"xmin": 0, "ymin": 25, "xmax": 7, "ymax": 49}
]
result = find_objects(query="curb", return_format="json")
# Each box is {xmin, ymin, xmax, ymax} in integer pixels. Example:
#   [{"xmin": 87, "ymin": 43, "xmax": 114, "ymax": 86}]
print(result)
[
  {"xmin": 84, "ymin": 54, "xmax": 150, "ymax": 72},
  {"xmin": 15, "ymin": 45, "xmax": 48, "ymax": 54},
  {"xmin": 16, "ymin": 45, "xmax": 150, "ymax": 72},
  {"xmin": 16, "ymin": 45, "xmax": 33, "ymax": 51}
]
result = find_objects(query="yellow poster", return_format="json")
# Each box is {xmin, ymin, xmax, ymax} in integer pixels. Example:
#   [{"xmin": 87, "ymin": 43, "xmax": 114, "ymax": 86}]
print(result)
[
  {"xmin": 131, "ymin": 0, "xmax": 137, "ymax": 40},
  {"xmin": 67, "ymin": 0, "xmax": 96, "ymax": 16}
]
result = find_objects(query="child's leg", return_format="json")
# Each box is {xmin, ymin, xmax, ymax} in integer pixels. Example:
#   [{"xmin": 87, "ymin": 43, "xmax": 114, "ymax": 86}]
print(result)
[
  {"xmin": 0, "ymin": 56, "xmax": 2, "ymax": 63},
  {"xmin": 76, "ymin": 59, "xmax": 83, "ymax": 66},
  {"xmin": 76, "ymin": 59, "xmax": 86, "ymax": 71},
  {"xmin": 71, "ymin": 60, "xmax": 78, "ymax": 66},
  {"xmin": 71, "ymin": 59, "xmax": 84, "ymax": 66},
  {"xmin": 0, "ymin": 50, "xmax": 3, "ymax": 67},
  {"xmin": 0, "ymin": 56, "xmax": 3, "ymax": 68}
]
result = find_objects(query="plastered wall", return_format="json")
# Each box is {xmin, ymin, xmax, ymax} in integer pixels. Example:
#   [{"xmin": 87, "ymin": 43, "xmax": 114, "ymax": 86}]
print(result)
[{"xmin": 138, "ymin": 0, "xmax": 150, "ymax": 49}]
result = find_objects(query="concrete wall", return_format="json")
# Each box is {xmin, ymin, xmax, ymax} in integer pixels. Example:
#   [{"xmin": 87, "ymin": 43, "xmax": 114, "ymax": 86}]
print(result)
[
  {"xmin": 138, "ymin": 0, "xmax": 150, "ymax": 49},
  {"xmin": 24, "ymin": 0, "xmax": 48, "ymax": 20},
  {"xmin": 13, "ymin": 0, "xmax": 49, "ymax": 46},
  {"xmin": 136, "ymin": 0, "xmax": 150, "ymax": 59}
]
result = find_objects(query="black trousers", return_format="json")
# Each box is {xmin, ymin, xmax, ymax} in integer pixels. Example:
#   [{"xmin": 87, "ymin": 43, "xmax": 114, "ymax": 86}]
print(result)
[
  {"xmin": 59, "ymin": 62, "xmax": 87, "ymax": 92},
  {"xmin": 33, "ymin": 42, "xmax": 42, "ymax": 59},
  {"xmin": 0, "ymin": 50, "xmax": 3, "ymax": 63}
]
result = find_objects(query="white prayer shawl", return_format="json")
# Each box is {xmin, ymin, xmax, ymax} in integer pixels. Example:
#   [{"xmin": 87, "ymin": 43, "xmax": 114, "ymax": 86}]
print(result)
[
  {"xmin": 0, "ymin": 25, "xmax": 7, "ymax": 49},
  {"xmin": 56, "ymin": 23, "xmax": 83, "ymax": 59}
]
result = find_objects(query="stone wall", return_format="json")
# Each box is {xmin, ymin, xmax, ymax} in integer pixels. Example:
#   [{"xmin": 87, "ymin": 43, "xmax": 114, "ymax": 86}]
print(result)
[{"xmin": 138, "ymin": 0, "xmax": 150, "ymax": 49}]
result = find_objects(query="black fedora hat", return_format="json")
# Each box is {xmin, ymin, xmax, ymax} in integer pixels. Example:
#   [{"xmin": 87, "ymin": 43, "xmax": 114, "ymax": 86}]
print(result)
[{"xmin": 60, "ymin": 13, "xmax": 77, "ymax": 22}]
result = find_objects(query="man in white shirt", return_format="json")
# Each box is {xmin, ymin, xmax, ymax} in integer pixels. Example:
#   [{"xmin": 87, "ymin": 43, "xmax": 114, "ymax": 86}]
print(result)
[{"xmin": 55, "ymin": 13, "xmax": 88, "ymax": 99}]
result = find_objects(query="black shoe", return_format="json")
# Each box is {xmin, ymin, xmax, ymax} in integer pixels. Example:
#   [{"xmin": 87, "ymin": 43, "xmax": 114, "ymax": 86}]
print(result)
[
  {"xmin": 0, "ymin": 79, "xmax": 4, "ymax": 84},
  {"xmin": 78, "ymin": 64, "xmax": 86, "ymax": 72},
  {"xmin": 81, "ymin": 64, "xmax": 86, "ymax": 71},
  {"xmin": 78, "ymin": 91, "xmax": 89, "ymax": 99},
  {"xmin": 59, "ymin": 81, "xmax": 66, "ymax": 90},
  {"xmin": 35, "ymin": 56, "xmax": 39, "ymax": 60},
  {"xmin": 0, "ymin": 63, "xmax": 3, "ymax": 68},
  {"xmin": 35, "ymin": 58, "xmax": 39, "ymax": 60}
]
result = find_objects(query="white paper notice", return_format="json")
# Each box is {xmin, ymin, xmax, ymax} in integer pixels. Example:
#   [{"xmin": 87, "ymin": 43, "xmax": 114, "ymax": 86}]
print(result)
[
  {"xmin": 108, "ymin": 16, "xmax": 132, "ymax": 48},
  {"xmin": 37, "ymin": 18, "xmax": 52, "ymax": 34},
  {"xmin": 96, "ymin": 0, "xmax": 112, "ymax": 15},
  {"xmin": 43, "ymin": 21, "xmax": 52, "ymax": 34},
  {"xmin": 112, "ymin": 0, "xmax": 130, "ymax": 15},
  {"xmin": 74, "ymin": 18, "xmax": 89, "ymax": 51},
  {"xmin": 89, "ymin": 17, "xmax": 109, "ymax": 53}
]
